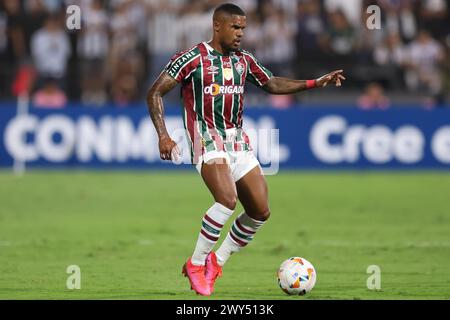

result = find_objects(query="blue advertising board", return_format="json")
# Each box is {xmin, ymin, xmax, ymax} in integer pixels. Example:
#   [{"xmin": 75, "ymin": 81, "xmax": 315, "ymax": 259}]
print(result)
[{"xmin": 1, "ymin": 103, "xmax": 449, "ymax": 170}]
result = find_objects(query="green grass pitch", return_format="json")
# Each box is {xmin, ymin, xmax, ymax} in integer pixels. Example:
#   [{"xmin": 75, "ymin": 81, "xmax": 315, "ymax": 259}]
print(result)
[{"xmin": 1, "ymin": 170, "xmax": 450, "ymax": 300}]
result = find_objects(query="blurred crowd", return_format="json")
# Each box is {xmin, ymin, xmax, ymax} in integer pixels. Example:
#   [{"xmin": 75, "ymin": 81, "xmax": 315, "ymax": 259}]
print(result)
[{"xmin": 0, "ymin": 0, "xmax": 449, "ymax": 108}]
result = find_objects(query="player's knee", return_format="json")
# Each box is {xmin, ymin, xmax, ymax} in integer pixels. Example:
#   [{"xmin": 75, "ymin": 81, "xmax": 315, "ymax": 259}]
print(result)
[
  {"xmin": 250, "ymin": 208, "xmax": 270, "ymax": 221},
  {"xmin": 259, "ymin": 208, "xmax": 271, "ymax": 221},
  {"xmin": 216, "ymin": 193, "xmax": 238, "ymax": 211}
]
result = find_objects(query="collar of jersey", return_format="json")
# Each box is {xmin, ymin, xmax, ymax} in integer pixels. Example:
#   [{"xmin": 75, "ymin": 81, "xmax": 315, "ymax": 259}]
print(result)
[{"xmin": 203, "ymin": 41, "xmax": 232, "ymax": 57}]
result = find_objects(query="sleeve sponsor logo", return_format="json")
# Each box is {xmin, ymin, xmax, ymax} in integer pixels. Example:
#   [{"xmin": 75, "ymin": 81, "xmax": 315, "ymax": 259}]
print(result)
[{"xmin": 170, "ymin": 50, "xmax": 196, "ymax": 72}]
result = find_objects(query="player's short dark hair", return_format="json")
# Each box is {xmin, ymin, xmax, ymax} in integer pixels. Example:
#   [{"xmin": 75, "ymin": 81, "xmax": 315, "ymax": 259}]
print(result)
[{"xmin": 213, "ymin": 3, "xmax": 246, "ymax": 18}]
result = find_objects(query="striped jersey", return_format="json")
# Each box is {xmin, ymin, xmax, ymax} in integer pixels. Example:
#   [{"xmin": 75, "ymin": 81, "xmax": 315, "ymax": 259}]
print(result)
[{"xmin": 164, "ymin": 42, "xmax": 273, "ymax": 163}]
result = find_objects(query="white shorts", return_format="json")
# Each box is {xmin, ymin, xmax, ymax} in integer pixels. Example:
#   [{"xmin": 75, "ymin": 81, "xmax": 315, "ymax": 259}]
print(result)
[{"xmin": 195, "ymin": 150, "xmax": 261, "ymax": 182}]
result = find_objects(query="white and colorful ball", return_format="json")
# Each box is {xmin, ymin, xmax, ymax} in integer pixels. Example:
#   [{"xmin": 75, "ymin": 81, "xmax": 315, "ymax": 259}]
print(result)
[{"xmin": 277, "ymin": 257, "xmax": 316, "ymax": 295}]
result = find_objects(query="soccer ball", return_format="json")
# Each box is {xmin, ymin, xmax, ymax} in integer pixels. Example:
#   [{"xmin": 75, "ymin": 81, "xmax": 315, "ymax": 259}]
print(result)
[{"xmin": 277, "ymin": 257, "xmax": 317, "ymax": 295}]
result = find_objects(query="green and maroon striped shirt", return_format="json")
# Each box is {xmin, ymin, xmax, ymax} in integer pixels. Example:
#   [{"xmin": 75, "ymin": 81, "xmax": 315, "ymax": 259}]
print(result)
[{"xmin": 164, "ymin": 42, "xmax": 273, "ymax": 163}]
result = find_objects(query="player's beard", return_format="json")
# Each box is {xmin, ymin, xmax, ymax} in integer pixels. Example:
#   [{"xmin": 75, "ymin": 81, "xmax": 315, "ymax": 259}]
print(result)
[
  {"xmin": 228, "ymin": 41, "xmax": 240, "ymax": 52},
  {"xmin": 221, "ymin": 44, "xmax": 237, "ymax": 54}
]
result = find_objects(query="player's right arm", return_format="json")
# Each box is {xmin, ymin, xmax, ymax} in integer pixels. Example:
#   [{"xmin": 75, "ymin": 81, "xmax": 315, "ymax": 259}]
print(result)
[
  {"xmin": 146, "ymin": 72, "xmax": 179, "ymax": 161},
  {"xmin": 147, "ymin": 47, "xmax": 200, "ymax": 160}
]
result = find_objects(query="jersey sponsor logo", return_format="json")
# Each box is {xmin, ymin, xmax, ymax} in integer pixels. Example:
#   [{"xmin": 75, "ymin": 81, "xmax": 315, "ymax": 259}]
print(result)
[{"xmin": 203, "ymin": 83, "xmax": 244, "ymax": 96}]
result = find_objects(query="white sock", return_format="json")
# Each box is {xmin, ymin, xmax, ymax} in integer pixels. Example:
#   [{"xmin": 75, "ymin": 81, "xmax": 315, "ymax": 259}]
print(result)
[
  {"xmin": 191, "ymin": 202, "xmax": 234, "ymax": 266},
  {"xmin": 215, "ymin": 212, "xmax": 266, "ymax": 266}
]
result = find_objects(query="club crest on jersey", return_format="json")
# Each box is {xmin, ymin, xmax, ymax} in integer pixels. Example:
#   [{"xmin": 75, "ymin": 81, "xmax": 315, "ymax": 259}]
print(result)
[
  {"xmin": 234, "ymin": 62, "xmax": 244, "ymax": 75},
  {"xmin": 223, "ymin": 68, "xmax": 233, "ymax": 81},
  {"xmin": 204, "ymin": 83, "xmax": 244, "ymax": 96}
]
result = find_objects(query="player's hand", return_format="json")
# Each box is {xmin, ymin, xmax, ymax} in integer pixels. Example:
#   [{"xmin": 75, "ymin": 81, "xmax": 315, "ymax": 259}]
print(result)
[
  {"xmin": 158, "ymin": 135, "xmax": 180, "ymax": 161},
  {"xmin": 316, "ymin": 70, "xmax": 346, "ymax": 88}
]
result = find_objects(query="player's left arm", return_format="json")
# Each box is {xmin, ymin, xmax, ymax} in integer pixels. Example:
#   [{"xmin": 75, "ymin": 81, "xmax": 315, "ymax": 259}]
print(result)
[{"xmin": 262, "ymin": 70, "xmax": 346, "ymax": 95}]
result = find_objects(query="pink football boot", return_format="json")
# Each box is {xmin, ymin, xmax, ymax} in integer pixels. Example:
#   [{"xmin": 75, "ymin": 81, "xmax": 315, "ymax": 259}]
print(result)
[
  {"xmin": 205, "ymin": 252, "xmax": 223, "ymax": 294},
  {"xmin": 182, "ymin": 258, "xmax": 211, "ymax": 296}
]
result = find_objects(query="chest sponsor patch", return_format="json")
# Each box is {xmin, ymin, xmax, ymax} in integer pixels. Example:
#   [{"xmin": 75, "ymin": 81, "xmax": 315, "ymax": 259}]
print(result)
[{"xmin": 223, "ymin": 68, "xmax": 233, "ymax": 81}]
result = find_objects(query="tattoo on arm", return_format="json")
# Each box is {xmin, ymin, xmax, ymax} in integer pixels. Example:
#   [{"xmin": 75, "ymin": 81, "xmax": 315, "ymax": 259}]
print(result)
[
  {"xmin": 146, "ymin": 72, "xmax": 178, "ymax": 138},
  {"xmin": 263, "ymin": 77, "xmax": 309, "ymax": 95}
]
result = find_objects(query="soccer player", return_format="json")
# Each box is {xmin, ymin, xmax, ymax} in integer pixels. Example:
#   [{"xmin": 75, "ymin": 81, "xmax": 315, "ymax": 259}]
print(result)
[{"xmin": 146, "ymin": 3, "xmax": 345, "ymax": 296}]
